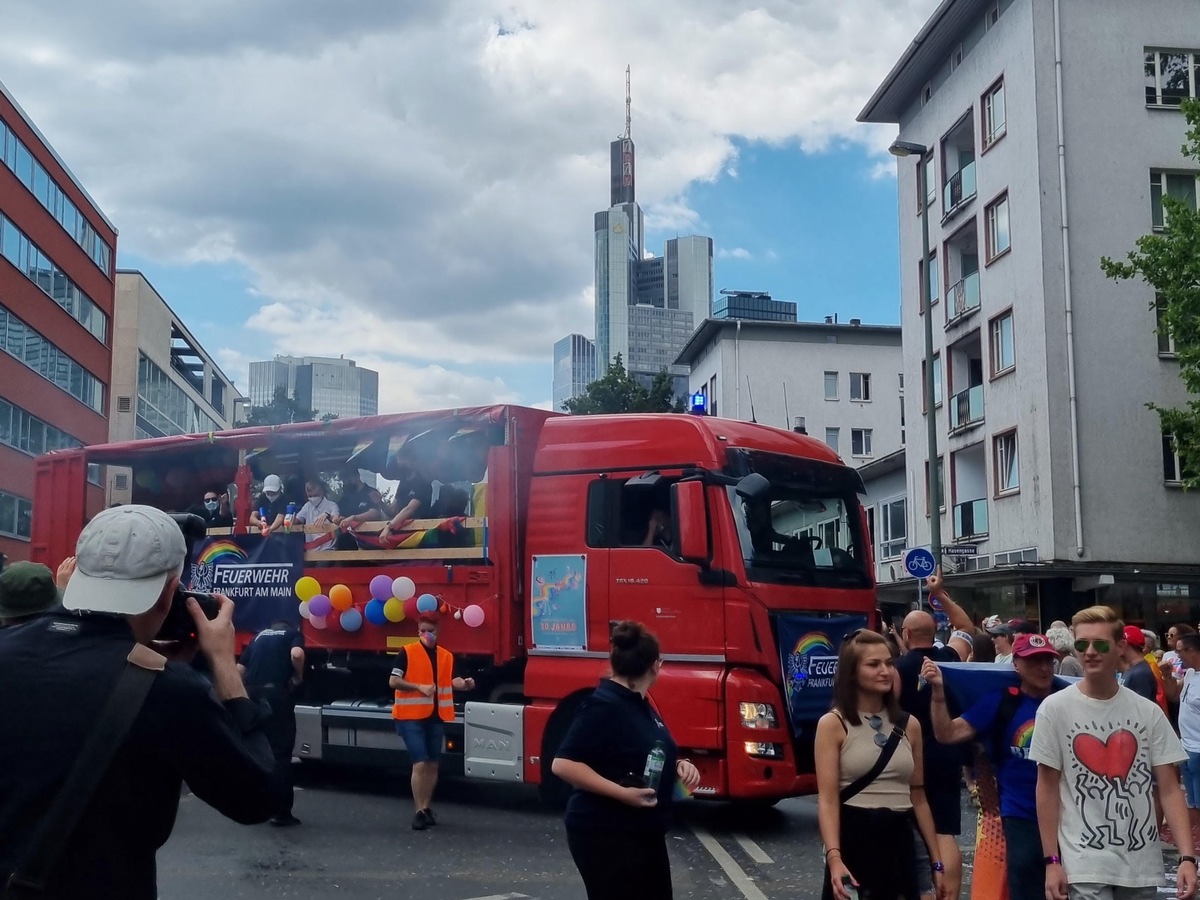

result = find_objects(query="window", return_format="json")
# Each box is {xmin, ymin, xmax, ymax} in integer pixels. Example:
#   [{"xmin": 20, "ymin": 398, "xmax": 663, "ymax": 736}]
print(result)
[
  {"xmin": 1145, "ymin": 49, "xmax": 1200, "ymax": 107},
  {"xmin": 1162, "ymin": 434, "xmax": 1195, "ymax": 484},
  {"xmin": 851, "ymin": 428, "xmax": 873, "ymax": 457},
  {"xmin": 925, "ymin": 456, "xmax": 945, "ymax": 513},
  {"xmin": 825, "ymin": 427, "xmax": 840, "ymax": 453},
  {"xmin": 986, "ymin": 193, "xmax": 1010, "ymax": 261},
  {"xmin": 994, "ymin": 430, "xmax": 1019, "ymax": 495},
  {"xmin": 1156, "ymin": 295, "xmax": 1177, "ymax": 356},
  {"xmin": 850, "ymin": 372, "xmax": 872, "ymax": 402},
  {"xmin": 585, "ymin": 475, "xmax": 680, "ymax": 551},
  {"xmin": 1150, "ymin": 171, "xmax": 1198, "ymax": 230},
  {"xmin": 879, "ymin": 497, "xmax": 907, "ymax": 560},
  {"xmin": 990, "ymin": 311, "xmax": 1015, "ymax": 375},
  {"xmin": 0, "ymin": 305, "xmax": 105, "ymax": 413},
  {"xmin": 985, "ymin": 1, "xmax": 1000, "ymax": 30},
  {"xmin": 921, "ymin": 82, "xmax": 932, "ymax": 105},
  {"xmin": 920, "ymin": 154, "xmax": 936, "ymax": 213},
  {"xmin": 922, "ymin": 354, "xmax": 944, "ymax": 411},
  {"xmin": 824, "ymin": 371, "xmax": 838, "ymax": 400},
  {"xmin": 951, "ymin": 44, "xmax": 963, "ymax": 72},
  {"xmin": 0, "ymin": 489, "xmax": 33, "ymax": 540},
  {"xmin": 919, "ymin": 253, "xmax": 939, "ymax": 311},
  {"xmin": 982, "ymin": 79, "xmax": 1006, "ymax": 148},
  {"xmin": 0, "ymin": 397, "xmax": 88, "ymax": 458}
]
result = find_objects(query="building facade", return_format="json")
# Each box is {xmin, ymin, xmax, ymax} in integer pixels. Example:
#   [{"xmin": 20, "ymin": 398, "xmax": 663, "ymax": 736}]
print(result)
[
  {"xmin": 552, "ymin": 333, "xmax": 597, "ymax": 411},
  {"xmin": 0, "ymin": 81, "xmax": 116, "ymax": 561},
  {"xmin": 248, "ymin": 355, "xmax": 379, "ymax": 420},
  {"xmin": 714, "ymin": 290, "xmax": 798, "ymax": 322},
  {"xmin": 860, "ymin": 0, "xmax": 1200, "ymax": 627},
  {"xmin": 107, "ymin": 271, "xmax": 242, "ymax": 504},
  {"xmin": 675, "ymin": 319, "xmax": 905, "ymax": 468}
]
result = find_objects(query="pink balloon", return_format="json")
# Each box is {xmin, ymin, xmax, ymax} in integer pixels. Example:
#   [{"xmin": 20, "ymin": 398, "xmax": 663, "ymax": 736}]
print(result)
[
  {"xmin": 309, "ymin": 614, "xmax": 328, "ymax": 630},
  {"xmin": 462, "ymin": 604, "xmax": 485, "ymax": 628}
]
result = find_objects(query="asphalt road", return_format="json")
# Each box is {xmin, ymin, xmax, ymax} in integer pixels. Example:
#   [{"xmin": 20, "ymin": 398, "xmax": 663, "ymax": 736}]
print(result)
[{"xmin": 157, "ymin": 764, "xmax": 983, "ymax": 900}]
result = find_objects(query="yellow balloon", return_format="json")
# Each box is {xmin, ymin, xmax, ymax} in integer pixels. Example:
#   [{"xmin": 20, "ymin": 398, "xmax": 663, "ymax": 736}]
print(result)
[
  {"xmin": 295, "ymin": 576, "xmax": 322, "ymax": 603},
  {"xmin": 383, "ymin": 598, "xmax": 405, "ymax": 623}
]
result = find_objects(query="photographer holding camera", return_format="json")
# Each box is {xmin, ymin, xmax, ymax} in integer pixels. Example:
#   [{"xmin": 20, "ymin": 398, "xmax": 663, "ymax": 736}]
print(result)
[{"xmin": 0, "ymin": 505, "xmax": 275, "ymax": 900}]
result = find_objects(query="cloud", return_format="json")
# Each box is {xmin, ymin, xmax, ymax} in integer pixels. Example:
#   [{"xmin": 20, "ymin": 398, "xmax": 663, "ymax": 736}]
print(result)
[
  {"xmin": 0, "ymin": 0, "xmax": 936, "ymax": 403},
  {"xmin": 718, "ymin": 247, "xmax": 754, "ymax": 261}
]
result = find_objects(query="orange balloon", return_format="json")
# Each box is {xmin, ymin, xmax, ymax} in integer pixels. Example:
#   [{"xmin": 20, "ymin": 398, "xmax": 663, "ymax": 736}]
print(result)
[{"xmin": 329, "ymin": 584, "xmax": 354, "ymax": 612}]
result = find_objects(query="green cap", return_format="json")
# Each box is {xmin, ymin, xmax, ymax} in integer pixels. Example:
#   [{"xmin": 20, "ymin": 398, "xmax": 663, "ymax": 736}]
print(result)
[{"xmin": 0, "ymin": 561, "xmax": 60, "ymax": 619}]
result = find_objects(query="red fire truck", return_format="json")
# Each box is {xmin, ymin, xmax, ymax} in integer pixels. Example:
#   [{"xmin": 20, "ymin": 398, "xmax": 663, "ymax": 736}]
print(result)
[{"xmin": 31, "ymin": 405, "xmax": 876, "ymax": 803}]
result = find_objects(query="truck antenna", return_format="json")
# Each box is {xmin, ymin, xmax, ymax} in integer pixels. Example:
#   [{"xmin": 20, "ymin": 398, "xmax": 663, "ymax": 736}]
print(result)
[
  {"xmin": 746, "ymin": 376, "xmax": 757, "ymax": 424},
  {"xmin": 783, "ymin": 381, "xmax": 790, "ymax": 430},
  {"xmin": 624, "ymin": 65, "xmax": 631, "ymax": 140}
]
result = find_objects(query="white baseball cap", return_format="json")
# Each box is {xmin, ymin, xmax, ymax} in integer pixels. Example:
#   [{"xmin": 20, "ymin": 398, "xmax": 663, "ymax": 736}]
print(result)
[
  {"xmin": 262, "ymin": 474, "xmax": 283, "ymax": 495},
  {"xmin": 63, "ymin": 505, "xmax": 187, "ymax": 616}
]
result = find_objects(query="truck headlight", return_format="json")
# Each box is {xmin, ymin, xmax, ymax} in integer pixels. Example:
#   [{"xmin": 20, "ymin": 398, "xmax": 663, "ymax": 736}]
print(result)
[
  {"xmin": 738, "ymin": 702, "xmax": 778, "ymax": 729},
  {"xmin": 744, "ymin": 741, "xmax": 783, "ymax": 759}
]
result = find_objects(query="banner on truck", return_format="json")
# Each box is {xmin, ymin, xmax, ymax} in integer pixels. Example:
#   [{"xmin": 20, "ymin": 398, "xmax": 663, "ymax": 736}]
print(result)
[
  {"xmin": 187, "ymin": 533, "xmax": 306, "ymax": 632},
  {"xmin": 530, "ymin": 554, "xmax": 587, "ymax": 651},
  {"xmin": 776, "ymin": 614, "xmax": 868, "ymax": 735}
]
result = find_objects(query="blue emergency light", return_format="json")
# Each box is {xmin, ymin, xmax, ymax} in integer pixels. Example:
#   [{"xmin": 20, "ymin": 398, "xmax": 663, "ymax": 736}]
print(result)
[{"xmin": 689, "ymin": 393, "xmax": 707, "ymax": 415}]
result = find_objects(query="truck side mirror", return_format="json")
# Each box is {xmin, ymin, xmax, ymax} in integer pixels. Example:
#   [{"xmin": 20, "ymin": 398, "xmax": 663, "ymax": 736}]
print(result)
[
  {"xmin": 671, "ymin": 480, "xmax": 709, "ymax": 564},
  {"xmin": 735, "ymin": 472, "xmax": 770, "ymax": 501}
]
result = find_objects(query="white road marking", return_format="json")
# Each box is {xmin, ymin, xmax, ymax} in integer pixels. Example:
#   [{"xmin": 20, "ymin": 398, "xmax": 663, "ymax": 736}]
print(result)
[
  {"xmin": 691, "ymin": 825, "xmax": 770, "ymax": 900},
  {"xmin": 459, "ymin": 894, "xmax": 531, "ymax": 900},
  {"xmin": 734, "ymin": 833, "xmax": 773, "ymax": 864}
]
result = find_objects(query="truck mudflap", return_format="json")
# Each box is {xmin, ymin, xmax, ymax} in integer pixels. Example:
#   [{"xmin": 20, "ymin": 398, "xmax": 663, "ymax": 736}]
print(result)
[{"xmin": 463, "ymin": 702, "xmax": 524, "ymax": 782}]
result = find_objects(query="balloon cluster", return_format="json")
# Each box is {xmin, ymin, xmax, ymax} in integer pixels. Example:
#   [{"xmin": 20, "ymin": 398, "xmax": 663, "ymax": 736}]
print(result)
[
  {"xmin": 295, "ymin": 577, "xmax": 363, "ymax": 631},
  {"xmin": 293, "ymin": 575, "xmax": 487, "ymax": 631}
]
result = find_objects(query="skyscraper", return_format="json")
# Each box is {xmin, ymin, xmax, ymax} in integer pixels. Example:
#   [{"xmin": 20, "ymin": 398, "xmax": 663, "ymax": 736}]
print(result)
[
  {"xmin": 590, "ymin": 70, "xmax": 713, "ymax": 396},
  {"xmin": 248, "ymin": 355, "xmax": 379, "ymax": 419},
  {"xmin": 552, "ymin": 334, "xmax": 597, "ymax": 410}
]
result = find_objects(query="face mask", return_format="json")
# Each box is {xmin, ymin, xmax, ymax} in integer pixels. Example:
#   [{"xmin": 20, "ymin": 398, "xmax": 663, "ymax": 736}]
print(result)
[
  {"xmin": 420, "ymin": 632, "xmax": 437, "ymax": 647},
  {"xmin": 265, "ymin": 491, "xmax": 280, "ymax": 501},
  {"xmin": 204, "ymin": 500, "xmax": 219, "ymax": 512}
]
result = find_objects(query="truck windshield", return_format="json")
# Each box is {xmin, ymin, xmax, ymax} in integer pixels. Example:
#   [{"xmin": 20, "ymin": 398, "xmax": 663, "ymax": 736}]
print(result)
[{"xmin": 725, "ymin": 449, "xmax": 870, "ymax": 588}]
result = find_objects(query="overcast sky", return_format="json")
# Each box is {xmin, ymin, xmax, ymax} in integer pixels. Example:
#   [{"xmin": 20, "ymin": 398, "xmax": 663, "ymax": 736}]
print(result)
[{"xmin": 0, "ymin": 0, "xmax": 938, "ymax": 412}]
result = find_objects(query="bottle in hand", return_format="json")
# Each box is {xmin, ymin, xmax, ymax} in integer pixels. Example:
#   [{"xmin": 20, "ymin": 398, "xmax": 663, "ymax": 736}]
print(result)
[{"xmin": 642, "ymin": 740, "xmax": 666, "ymax": 790}]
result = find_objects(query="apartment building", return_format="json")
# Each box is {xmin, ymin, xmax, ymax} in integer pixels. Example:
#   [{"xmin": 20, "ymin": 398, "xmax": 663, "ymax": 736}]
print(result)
[{"xmin": 860, "ymin": 0, "xmax": 1200, "ymax": 626}]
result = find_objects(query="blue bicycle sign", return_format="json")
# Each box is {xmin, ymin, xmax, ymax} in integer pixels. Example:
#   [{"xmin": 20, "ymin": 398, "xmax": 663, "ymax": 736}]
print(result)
[{"xmin": 904, "ymin": 547, "xmax": 936, "ymax": 578}]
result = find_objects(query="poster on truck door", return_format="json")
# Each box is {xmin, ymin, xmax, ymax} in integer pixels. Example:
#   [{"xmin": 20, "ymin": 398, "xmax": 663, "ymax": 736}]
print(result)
[{"xmin": 530, "ymin": 554, "xmax": 587, "ymax": 651}]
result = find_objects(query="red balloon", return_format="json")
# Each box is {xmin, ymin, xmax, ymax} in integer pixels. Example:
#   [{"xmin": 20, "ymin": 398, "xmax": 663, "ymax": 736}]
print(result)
[{"xmin": 403, "ymin": 596, "xmax": 420, "ymax": 620}]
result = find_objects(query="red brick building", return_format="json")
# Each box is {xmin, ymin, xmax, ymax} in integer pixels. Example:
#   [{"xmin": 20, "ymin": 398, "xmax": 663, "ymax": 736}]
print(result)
[{"xmin": 0, "ymin": 82, "xmax": 115, "ymax": 563}]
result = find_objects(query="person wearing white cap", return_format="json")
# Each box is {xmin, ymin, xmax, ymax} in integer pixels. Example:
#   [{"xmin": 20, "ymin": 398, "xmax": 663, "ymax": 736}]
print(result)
[
  {"xmin": 249, "ymin": 473, "xmax": 288, "ymax": 535},
  {"xmin": 0, "ymin": 505, "xmax": 275, "ymax": 899}
]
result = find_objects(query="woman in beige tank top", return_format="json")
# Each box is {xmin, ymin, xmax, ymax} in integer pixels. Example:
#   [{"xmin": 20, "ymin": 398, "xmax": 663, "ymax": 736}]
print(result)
[{"xmin": 815, "ymin": 629, "xmax": 945, "ymax": 900}]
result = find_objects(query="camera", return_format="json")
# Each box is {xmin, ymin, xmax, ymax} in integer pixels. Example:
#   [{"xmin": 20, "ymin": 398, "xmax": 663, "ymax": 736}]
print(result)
[{"xmin": 155, "ymin": 514, "xmax": 219, "ymax": 641}]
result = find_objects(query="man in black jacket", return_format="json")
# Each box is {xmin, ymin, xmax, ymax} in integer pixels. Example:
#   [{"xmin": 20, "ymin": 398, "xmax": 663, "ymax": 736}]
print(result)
[{"xmin": 0, "ymin": 505, "xmax": 274, "ymax": 899}]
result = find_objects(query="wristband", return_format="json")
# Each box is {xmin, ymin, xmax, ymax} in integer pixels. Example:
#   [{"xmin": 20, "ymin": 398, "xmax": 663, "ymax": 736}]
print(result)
[
  {"xmin": 825, "ymin": 848, "xmax": 840, "ymax": 859},
  {"xmin": 1043, "ymin": 855, "xmax": 1061, "ymax": 866},
  {"xmin": 931, "ymin": 861, "xmax": 944, "ymax": 873},
  {"xmin": 1181, "ymin": 856, "xmax": 1197, "ymax": 867}
]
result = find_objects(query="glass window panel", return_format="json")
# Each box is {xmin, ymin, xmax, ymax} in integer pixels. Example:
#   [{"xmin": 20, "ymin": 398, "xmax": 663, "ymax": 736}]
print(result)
[
  {"xmin": 824, "ymin": 371, "xmax": 838, "ymax": 400},
  {"xmin": 0, "ymin": 217, "xmax": 17, "ymax": 264},
  {"xmin": 1166, "ymin": 173, "xmax": 1197, "ymax": 211},
  {"xmin": 14, "ymin": 142, "xmax": 32, "ymax": 186},
  {"xmin": 0, "ymin": 493, "xmax": 16, "ymax": 534},
  {"xmin": 0, "ymin": 400, "xmax": 10, "ymax": 447},
  {"xmin": 1152, "ymin": 173, "xmax": 1165, "ymax": 228},
  {"xmin": 32, "ymin": 162, "xmax": 49, "ymax": 206},
  {"xmin": 1161, "ymin": 52, "xmax": 1189, "ymax": 105},
  {"xmin": 16, "ymin": 499, "xmax": 32, "ymax": 538},
  {"xmin": 1146, "ymin": 53, "xmax": 1159, "ymax": 104},
  {"xmin": 27, "ymin": 418, "xmax": 43, "ymax": 456}
]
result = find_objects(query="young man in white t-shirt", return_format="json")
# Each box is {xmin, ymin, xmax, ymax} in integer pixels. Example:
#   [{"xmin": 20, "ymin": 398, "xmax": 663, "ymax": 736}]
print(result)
[{"xmin": 1031, "ymin": 605, "xmax": 1197, "ymax": 900}]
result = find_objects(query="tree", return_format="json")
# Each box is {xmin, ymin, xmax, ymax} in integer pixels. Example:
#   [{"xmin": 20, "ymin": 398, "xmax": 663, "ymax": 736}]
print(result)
[
  {"xmin": 238, "ymin": 386, "xmax": 318, "ymax": 427},
  {"xmin": 562, "ymin": 354, "xmax": 684, "ymax": 415},
  {"xmin": 1102, "ymin": 98, "xmax": 1200, "ymax": 487}
]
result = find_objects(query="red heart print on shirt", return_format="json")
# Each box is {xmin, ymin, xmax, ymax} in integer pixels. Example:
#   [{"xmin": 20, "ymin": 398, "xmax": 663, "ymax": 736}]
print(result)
[{"xmin": 1073, "ymin": 729, "xmax": 1138, "ymax": 781}]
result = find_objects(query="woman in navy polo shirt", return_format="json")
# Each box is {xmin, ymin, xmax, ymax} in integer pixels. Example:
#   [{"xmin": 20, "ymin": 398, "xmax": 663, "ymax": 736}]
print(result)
[{"xmin": 551, "ymin": 622, "xmax": 701, "ymax": 899}]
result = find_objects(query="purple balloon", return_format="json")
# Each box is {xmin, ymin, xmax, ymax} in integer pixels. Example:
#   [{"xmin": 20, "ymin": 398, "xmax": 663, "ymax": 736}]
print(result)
[
  {"xmin": 308, "ymin": 594, "xmax": 333, "ymax": 618},
  {"xmin": 369, "ymin": 574, "xmax": 394, "ymax": 600}
]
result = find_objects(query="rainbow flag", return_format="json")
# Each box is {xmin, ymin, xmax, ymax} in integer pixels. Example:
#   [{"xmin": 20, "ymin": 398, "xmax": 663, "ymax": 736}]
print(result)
[
  {"xmin": 386, "ymin": 434, "xmax": 409, "ymax": 464},
  {"xmin": 347, "ymin": 438, "xmax": 373, "ymax": 461},
  {"xmin": 245, "ymin": 446, "xmax": 269, "ymax": 460}
]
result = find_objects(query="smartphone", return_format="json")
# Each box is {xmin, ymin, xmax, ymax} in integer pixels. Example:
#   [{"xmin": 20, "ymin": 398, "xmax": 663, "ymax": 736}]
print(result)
[
  {"xmin": 841, "ymin": 875, "xmax": 860, "ymax": 900},
  {"xmin": 155, "ymin": 589, "xmax": 219, "ymax": 641}
]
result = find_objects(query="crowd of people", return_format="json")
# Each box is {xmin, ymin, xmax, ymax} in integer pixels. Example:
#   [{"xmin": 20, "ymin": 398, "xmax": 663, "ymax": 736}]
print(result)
[{"xmin": 816, "ymin": 568, "xmax": 1200, "ymax": 900}]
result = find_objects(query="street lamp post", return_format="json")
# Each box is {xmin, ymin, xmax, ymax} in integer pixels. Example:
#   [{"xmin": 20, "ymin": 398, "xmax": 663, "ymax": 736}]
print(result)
[{"xmin": 890, "ymin": 139, "xmax": 941, "ymax": 565}]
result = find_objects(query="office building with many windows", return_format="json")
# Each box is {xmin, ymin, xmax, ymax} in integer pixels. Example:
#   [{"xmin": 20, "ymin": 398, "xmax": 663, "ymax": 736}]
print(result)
[
  {"xmin": 552, "ymin": 333, "xmax": 597, "ymax": 411},
  {"xmin": 248, "ymin": 355, "xmax": 379, "ymax": 420},
  {"xmin": 675, "ymin": 319, "xmax": 904, "ymax": 469},
  {"xmin": 713, "ymin": 290, "xmax": 798, "ymax": 322},
  {"xmin": 106, "ymin": 271, "xmax": 242, "ymax": 504},
  {"xmin": 0, "ymin": 80, "xmax": 116, "ymax": 561},
  {"xmin": 860, "ymin": 0, "xmax": 1200, "ymax": 625}
]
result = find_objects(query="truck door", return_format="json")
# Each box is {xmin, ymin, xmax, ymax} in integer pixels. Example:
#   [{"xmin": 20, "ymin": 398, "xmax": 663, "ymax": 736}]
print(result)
[{"xmin": 597, "ymin": 473, "xmax": 724, "ymax": 658}]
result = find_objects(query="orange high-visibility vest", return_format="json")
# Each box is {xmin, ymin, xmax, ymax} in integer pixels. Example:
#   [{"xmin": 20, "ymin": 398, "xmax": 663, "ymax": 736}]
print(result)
[{"xmin": 392, "ymin": 642, "xmax": 455, "ymax": 722}]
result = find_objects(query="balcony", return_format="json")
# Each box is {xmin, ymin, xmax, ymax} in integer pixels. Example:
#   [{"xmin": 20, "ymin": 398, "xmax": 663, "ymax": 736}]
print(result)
[
  {"xmin": 949, "ymin": 384, "xmax": 984, "ymax": 432},
  {"xmin": 954, "ymin": 498, "xmax": 989, "ymax": 539},
  {"xmin": 942, "ymin": 161, "xmax": 977, "ymax": 217},
  {"xmin": 945, "ymin": 271, "xmax": 980, "ymax": 326}
]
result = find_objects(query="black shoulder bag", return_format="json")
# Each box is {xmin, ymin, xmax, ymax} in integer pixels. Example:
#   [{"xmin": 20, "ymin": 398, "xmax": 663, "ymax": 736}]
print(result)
[
  {"xmin": 3, "ymin": 649, "xmax": 161, "ymax": 899},
  {"xmin": 840, "ymin": 712, "xmax": 912, "ymax": 804}
]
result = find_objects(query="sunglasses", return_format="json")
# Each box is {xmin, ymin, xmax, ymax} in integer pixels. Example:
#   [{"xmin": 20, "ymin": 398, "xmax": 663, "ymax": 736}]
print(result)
[
  {"xmin": 1074, "ymin": 638, "xmax": 1112, "ymax": 653},
  {"xmin": 865, "ymin": 714, "xmax": 890, "ymax": 748}
]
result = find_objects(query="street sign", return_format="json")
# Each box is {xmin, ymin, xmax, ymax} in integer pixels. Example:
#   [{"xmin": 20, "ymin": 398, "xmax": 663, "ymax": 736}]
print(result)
[
  {"xmin": 943, "ymin": 545, "xmax": 978, "ymax": 558},
  {"xmin": 904, "ymin": 547, "xmax": 936, "ymax": 579}
]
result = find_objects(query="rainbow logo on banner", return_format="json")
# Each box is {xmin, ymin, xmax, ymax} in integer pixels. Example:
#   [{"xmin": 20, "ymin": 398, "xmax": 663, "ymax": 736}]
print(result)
[
  {"xmin": 196, "ymin": 541, "xmax": 248, "ymax": 566},
  {"xmin": 793, "ymin": 632, "xmax": 835, "ymax": 657}
]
